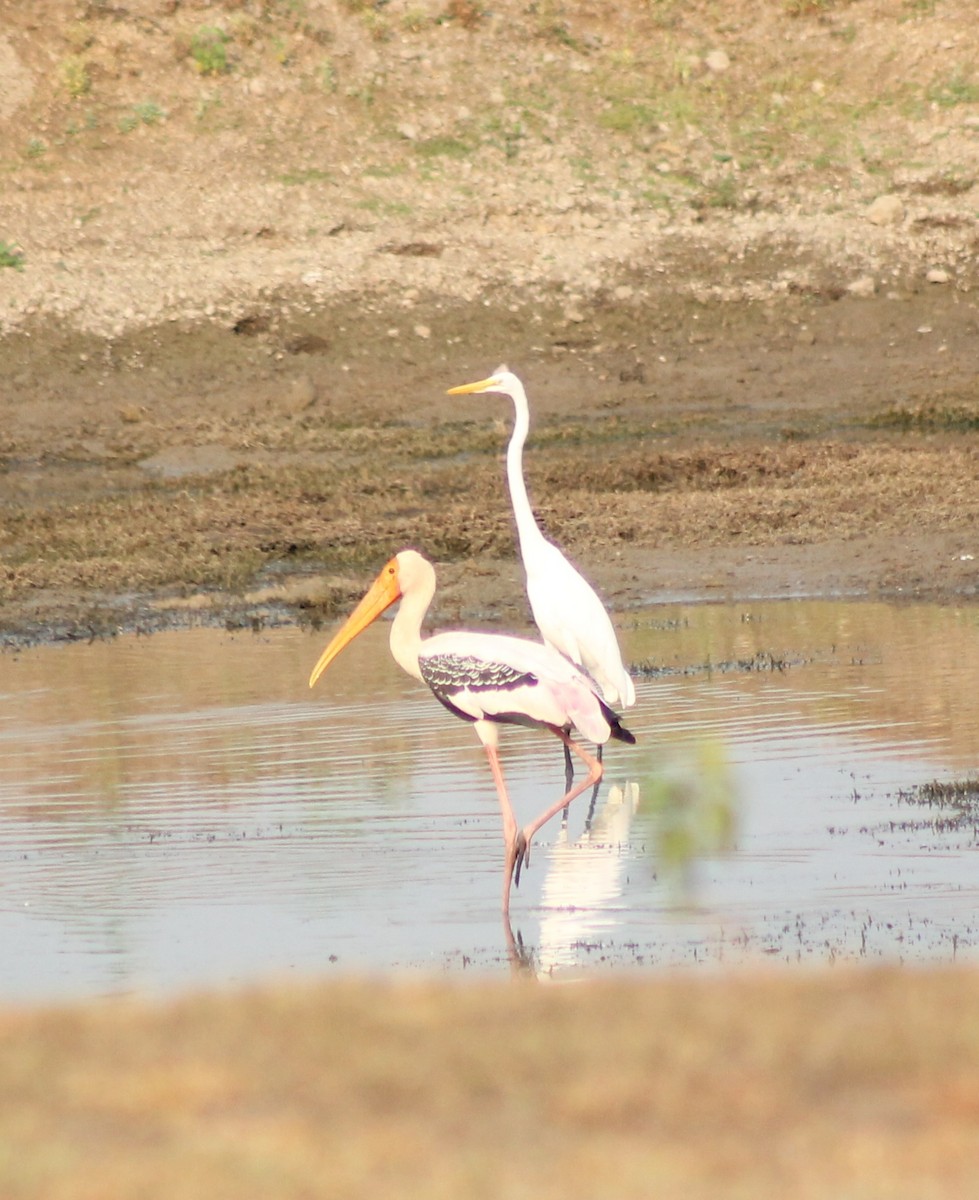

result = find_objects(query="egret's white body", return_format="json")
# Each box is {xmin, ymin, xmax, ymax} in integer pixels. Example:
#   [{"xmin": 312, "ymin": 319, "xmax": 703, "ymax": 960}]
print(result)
[
  {"xmin": 308, "ymin": 550, "xmax": 634, "ymax": 916},
  {"xmin": 448, "ymin": 367, "xmax": 635, "ymax": 711}
]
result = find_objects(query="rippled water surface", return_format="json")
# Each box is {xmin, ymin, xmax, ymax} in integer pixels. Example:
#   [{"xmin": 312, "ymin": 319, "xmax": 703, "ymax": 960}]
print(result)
[{"xmin": 1, "ymin": 599, "xmax": 977, "ymax": 1000}]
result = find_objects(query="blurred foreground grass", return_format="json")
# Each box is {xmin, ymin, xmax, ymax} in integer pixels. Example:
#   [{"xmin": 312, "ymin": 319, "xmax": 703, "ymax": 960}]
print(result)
[{"xmin": 2, "ymin": 968, "xmax": 978, "ymax": 1198}]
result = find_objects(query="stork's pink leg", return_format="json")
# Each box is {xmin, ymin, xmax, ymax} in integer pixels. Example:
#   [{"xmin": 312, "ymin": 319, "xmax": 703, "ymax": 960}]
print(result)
[
  {"xmin": 483, "ymin": 742, "xmax": 520, "ymax": 915},
  {"xmin": 514, "ymin": 730, "xmax": 604, "ymax": 885}
]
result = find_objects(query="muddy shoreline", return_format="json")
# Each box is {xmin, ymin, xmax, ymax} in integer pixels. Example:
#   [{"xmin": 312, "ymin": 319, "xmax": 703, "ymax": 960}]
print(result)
[{"xmin": 3, "ymin": 282, "xmax": 978, "ymax": 650}]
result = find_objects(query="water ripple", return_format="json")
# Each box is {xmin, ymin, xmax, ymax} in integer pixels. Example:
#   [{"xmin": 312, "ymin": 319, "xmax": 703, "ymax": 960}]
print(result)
[{"xmin": 1, "ymin": 600, "xmax": 977, "ymax": 998}]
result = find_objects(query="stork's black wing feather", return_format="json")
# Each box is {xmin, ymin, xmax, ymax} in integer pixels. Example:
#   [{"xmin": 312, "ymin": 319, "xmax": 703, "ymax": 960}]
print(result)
[{"xmin": 420, "ymin": 653, "xmax": 538, "ymax": 699}]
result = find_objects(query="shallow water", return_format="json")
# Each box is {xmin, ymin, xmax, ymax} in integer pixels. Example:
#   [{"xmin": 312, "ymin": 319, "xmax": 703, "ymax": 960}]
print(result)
[{"xmin": 1, "ymin": 599, "xmax": 977, "ymax": 1000}]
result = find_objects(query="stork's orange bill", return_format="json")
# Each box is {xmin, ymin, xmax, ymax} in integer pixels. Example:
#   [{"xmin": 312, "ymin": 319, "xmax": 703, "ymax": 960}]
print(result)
[{"xmin": 308, "ymin": 556, "xmax": 402, "ymax": 688}]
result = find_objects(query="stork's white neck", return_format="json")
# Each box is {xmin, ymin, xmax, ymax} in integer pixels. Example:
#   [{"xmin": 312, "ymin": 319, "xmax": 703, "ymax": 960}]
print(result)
[{"xmin": 388, "ymin": 555, "xmax": 435, "ymax": 683}]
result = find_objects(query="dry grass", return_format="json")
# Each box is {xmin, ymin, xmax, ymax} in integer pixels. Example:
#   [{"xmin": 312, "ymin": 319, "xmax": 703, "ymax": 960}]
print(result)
[
  {"xmin": 2, "ymin": 968, "xmax": 979, "ymax": 1198},
  {"xmin": 2, "ymin": 433, "xmax": 976, "ymax": 612}
]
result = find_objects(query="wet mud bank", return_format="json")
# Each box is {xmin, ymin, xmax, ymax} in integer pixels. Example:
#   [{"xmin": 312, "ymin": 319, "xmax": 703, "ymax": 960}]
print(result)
[{"xmin": 3, "ymin": 284, "xmax": 978, "ymax": 649}]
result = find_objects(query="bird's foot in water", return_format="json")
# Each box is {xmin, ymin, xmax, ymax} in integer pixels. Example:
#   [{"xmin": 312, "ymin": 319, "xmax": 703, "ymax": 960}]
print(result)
[{"xmin": 512, "ymin": 830, "xmax": 532, "ymax": 888}]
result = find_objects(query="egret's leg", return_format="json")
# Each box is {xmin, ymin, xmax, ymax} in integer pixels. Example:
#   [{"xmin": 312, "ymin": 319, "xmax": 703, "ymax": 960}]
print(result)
[
  {"xmin": 563, "ymin": 740, "xmax": 602, "ymax": 820},
  {"xmin": 561, "ymin": 741, "xmax": 575, "ymax": 822},
  {"xmin": 583, "ymin": 743, "xmax": 604, "ymax": 828}
]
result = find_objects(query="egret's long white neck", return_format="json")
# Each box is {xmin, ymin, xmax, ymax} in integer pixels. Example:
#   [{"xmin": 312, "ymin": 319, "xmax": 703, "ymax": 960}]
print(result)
[
  {"xmin": 505, "ymin": 378, "xmax": 547, "ymax": 555},
  {"xmin": 388, "ymin": 556, "xmax": 435, "ymax": 683}
]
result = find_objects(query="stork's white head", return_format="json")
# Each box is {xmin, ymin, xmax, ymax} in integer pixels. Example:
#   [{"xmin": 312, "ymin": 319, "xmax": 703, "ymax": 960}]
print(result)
[
  {"xmin": 308, "ymin": 549, "xmax": 436, "ymax": 688},
  {"xmin": 392, "ymin": 547, "xmax": 436, "ymax": 596}
]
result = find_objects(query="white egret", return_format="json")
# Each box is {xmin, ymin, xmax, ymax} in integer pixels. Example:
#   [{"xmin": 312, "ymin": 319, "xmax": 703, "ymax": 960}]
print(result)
[{"xmin": 447, "ymin": 367, "xmax": 635, "ymax": 784}]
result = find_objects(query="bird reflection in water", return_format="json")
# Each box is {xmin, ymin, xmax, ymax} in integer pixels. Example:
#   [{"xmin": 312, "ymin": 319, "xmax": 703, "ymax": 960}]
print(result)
[{"xmin": 502, "ymin": 781, "xmax": 641, "ymax": 976}]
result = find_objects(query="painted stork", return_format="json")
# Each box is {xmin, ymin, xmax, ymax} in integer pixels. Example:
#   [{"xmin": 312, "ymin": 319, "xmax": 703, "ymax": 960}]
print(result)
[
  {"xmin": 447, "ymin": 367, "xmax": 635, "ymax": 785},
  {"xmin": 308, "ymin": 549, "xmax": 635, "ymax": 915}
]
